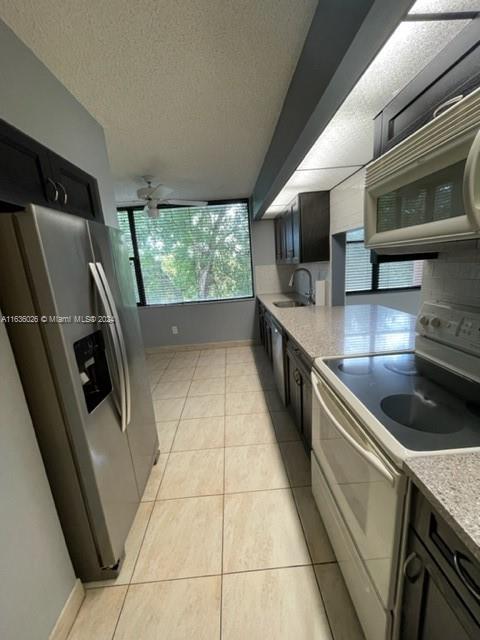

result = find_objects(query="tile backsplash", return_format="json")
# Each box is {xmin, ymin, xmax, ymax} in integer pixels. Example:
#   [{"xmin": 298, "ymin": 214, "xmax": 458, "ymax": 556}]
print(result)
[
  {"xmin": 254, "ymin": 264, "xmax": 296, "ymax": 294},
  {"xmin": 421, "ymin": 241, "xmax": 480, "ymax": 308},
  {"xmin": 254, "ymin": 262, "xmax": 329, "ymax": 298}
]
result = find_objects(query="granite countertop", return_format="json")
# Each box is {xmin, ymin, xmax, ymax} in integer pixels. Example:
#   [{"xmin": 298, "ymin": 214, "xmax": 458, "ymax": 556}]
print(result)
[
  {"xmin": 405, "ymin": 453, "xmax": 480, "ymax": 562},
  {"xmin": 257, "ymin": 292, "xmax": 416, "ymax": 361}
]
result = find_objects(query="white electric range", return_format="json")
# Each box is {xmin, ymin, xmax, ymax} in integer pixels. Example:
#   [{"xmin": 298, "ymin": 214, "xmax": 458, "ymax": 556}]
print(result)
[{"xmin": 311, "ymin": 301, "xmax": 480, "ymax": 640}]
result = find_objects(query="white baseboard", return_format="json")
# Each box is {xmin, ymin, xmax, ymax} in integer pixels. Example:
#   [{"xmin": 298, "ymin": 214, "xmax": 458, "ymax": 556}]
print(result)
[
  {"xmin": 49, "ymin": 579, "xmax": 85, "ymax": 640},
  {"xmin": 145, "ymin": 339, "xmax": 257, "ymax": 354}
]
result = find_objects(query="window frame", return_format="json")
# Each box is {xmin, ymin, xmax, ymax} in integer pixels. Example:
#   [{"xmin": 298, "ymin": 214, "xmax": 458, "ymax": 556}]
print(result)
[
  {"xmin": 345, "ymin": 234, "xmax": 422, "ymax": 296},
  {"xmin": 117, "ymin": 198, "xmax": 255, "ymax": 307}
]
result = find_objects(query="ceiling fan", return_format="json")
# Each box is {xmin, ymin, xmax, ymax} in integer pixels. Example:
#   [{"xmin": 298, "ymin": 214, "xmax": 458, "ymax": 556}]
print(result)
[{"xmin": 130, "ymin": 176, "xmax": 208, "ymax": 218}]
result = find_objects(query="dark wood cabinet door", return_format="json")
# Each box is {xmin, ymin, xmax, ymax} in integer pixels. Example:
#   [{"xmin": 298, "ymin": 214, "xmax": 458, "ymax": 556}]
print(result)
[
  {"xmin": 274, "ymin": 218, "xmax": 283, "ymax": 262},
  {"xmin": 284, "ymin": 209, "xmax": 294, "ymax": 263},
  {"xmin": 49, "ymin": 153, "xmax": 103, "ymax": 221},
  {"xmin": 0, "ymin": 119, "xmax": 56, "ymax": 209},
  {"xmin": 301, "ymin": 374, "xmax": 312, "ymax": 449},
  {"xmin": 400, "ymin": 531, "xmax": 476, "ymax": 640},
  {"xmin": 299, "ymin": 192, "xmax": 330, "ymax": 262},
  {"xmin": 291, "ymin": 200, "xmax": 300, "ymax": 263},
  {"xmin": 285, "ymin": 347, "xmax": 302, "ymax": 438},
  {"xmin": 374, "ymin": 17, "xmax": 480, "ymax": 158},
  {"xmin": 258, "ymin": 309, "xmax": 265, "ymax": 347}
]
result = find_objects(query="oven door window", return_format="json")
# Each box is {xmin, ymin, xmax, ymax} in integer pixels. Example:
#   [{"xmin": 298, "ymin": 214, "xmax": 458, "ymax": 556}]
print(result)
[{"xmin": 377, "ymin": 160, "xmax": 466, "ymax": 233}]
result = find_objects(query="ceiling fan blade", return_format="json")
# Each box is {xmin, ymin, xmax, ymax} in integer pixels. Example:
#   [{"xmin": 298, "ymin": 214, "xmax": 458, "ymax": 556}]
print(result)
[
  {"xmin": 116, "ymin": 198, "xmax": 148, "ymax": 207},
  {"xmin": 163, "ymin": 199, "xmax": 208, "ymax": 207}
]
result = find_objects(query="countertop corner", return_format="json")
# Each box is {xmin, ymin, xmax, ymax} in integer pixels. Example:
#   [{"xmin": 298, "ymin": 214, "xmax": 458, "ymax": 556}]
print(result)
[{"xmin": 405, "ymin": 452, "xmax": 480, "ymax": 562}]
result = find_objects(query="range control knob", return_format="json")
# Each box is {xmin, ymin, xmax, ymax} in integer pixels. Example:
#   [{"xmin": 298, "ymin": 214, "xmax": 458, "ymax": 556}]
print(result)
[
  {"xmin": 419, "ymin": 315, "xmax": 429, "ymax": 327},
  {"xmin": 431, "ymin": 317, "xmax": 442, "ymax": 328}
]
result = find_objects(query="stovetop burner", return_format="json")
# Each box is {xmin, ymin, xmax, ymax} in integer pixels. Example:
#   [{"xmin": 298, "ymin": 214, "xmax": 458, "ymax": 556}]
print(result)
[
  {"xmin": 384, "ymin": 353, "xmax": 419, "ymax": 376},
  {"xmin": 381, "ymin": 392, "xmax": 463, "ymax": 434},
  {"xmin": 324, "ymin": 352, "xmax": 480, "ymax": 452},
  {"xmin": 338, "ymin": 358, "xmax": 372, "ymax": 376}
]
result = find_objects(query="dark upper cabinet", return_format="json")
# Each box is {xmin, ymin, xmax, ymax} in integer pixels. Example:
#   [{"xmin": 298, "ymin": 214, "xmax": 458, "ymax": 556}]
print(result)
[
  {"xmin": 0, "ymin": 120, "xmax": 55, "ymax": 209},
  {"xmin": 0, "ymin": 119, "xmax": 103, "ymax": 221},
  {"xmin": 49, "ymin": 152, "xmax": 102, "ymax": 221},
  {"xmin": 374, "ymin": 16, "xmax": 480, "ymax": 159},
  {"xmin": 274, "ymin": 191, "xmax": 329, "ymax": 265}
]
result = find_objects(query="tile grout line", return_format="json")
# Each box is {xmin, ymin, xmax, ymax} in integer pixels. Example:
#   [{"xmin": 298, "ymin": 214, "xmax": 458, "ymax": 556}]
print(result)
[
  {"xmin": 100, "ymin": 562, "xmax": 322, "ymax": 591},
  {"xmin": 109, "ymin": 351, "xmax": 203, "ymax": 636},
  {"xmin": 154, "ymin": 371, "xmax": 195, "ymax": 500},
  {"xmin": 219, "ymin": 378, "xmax": 226, "ymax": 640}
]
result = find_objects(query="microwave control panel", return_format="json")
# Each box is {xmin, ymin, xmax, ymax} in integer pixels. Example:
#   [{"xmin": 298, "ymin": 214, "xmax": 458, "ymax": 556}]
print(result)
[{"xmin": 417, "ymin": 302, "xmax": 480, "ymax": 356}]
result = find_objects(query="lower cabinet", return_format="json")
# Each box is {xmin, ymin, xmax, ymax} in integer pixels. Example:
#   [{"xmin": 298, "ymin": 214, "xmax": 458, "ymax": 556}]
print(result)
[
  {"xmin": 258, "ymin": 304, "xmax": 312, "ymax": 448},
  {"xmin": 258, "ymin": 302, "xmax": 272, "ymax": 363},
  {"xmin": 285, "ymin": 340, "xmax": 312, "ymax": 449},
  {"xmin": 399, "ymin": 488, "xmax": 480, "ymax": 639}
]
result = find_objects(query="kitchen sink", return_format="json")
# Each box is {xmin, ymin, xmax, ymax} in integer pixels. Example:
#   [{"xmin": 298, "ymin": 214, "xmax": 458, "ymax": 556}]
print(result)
[{"xmin": 273, "ymin": 300, "xmax": 306, "ymax": 308}]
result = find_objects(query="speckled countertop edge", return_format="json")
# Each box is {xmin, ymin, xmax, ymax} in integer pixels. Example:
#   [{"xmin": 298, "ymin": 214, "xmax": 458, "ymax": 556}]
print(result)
[{"xmin": 405, "ymin": 453, "xmax": 480, "ymax": 561}]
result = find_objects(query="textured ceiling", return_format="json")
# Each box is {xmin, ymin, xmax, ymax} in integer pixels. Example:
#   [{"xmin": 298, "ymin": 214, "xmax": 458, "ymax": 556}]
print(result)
[{"xmin": 0, "ymin": 0, "xmax": 316, "ymax": 201}]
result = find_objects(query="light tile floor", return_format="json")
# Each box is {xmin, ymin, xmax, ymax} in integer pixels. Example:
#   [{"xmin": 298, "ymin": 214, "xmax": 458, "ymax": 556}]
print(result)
[{"xmin": 69, "ymin": 345, "xmax": 364, "ymax": 640}]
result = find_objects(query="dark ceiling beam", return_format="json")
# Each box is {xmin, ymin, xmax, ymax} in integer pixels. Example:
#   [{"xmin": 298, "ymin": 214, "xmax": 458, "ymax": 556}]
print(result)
[{"xmin": 252, "ymin": 0, "xmax": 415, "ymax": 220}]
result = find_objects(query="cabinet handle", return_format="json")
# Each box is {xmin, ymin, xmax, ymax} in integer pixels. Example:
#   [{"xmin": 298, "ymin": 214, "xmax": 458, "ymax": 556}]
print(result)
[
  {"xmin": 46, "ymin": 178, "xmax": 59, "ymax": 202},
  {"xmin": 294, "ymin": 369, "xmax": 301, "ymax": 386},
  {"xmin": 433, "ymin": 95, "xmax": 463, "ymax": 118},
  {"xmin": 57, "ymin": 182, "xmax": 68, "ymax": 205},
  {"xmin": 403, "ymin": 552, "xmax": 422, "ymax": 582},
  {"xmin": 453, "ymin": 552, "xmax": 480, "ymax": 601}
]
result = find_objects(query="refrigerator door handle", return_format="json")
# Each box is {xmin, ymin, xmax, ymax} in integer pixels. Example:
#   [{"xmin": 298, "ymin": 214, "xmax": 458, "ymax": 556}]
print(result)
[
  {"xmin": 95, "ymin": 262, "xmax": 131, "ymax": 429},
  {"xmin": 89, "ymin": 262, "xmax": 128, "ymax": 432}
]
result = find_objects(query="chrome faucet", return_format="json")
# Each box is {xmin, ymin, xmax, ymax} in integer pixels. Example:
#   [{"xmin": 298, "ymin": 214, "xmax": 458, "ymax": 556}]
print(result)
[{"xmin": 288, "ymin": 268, "xmax": 314, "ymax": 304}]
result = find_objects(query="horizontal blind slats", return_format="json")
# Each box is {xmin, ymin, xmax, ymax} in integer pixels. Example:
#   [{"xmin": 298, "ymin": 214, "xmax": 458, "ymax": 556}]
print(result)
[
  {"xmin": 119, "ymin": 203, "xmax": 253, "ymax": 305},
  {"xmin": 345, "ymin": 229, "xmax": 424, "ymax": 292}
]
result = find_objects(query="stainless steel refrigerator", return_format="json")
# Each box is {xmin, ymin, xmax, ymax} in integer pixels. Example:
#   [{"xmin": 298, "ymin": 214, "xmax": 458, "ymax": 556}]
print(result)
[{"xmin": 0, "ymin": 205, "xmax": 159, "ymax": 582}]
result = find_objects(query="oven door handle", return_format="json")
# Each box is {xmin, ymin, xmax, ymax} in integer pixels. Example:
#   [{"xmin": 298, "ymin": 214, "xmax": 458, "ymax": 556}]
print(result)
[
  {"xmin": 464, "ymin": 127, "xmax": 480, "ymax": 229},
  {"xmin": 312, "ymin": 374, "xmax": 395, "ymax": 485}
]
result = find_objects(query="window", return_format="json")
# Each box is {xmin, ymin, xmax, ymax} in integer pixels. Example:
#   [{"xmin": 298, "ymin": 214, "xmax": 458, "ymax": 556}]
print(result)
[
  {"xmin": 117, "ymin": 201, "xmax": 253, "ymax": 306},
  {"xmin": 345, "ymin": 228, "xmax": 423, "ymax": 293}
]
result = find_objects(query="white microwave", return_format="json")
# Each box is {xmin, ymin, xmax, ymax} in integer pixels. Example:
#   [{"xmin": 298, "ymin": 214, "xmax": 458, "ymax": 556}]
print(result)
[{"xmin": 365, "ymin": 87, "xmax": 480, "ymax": 250}]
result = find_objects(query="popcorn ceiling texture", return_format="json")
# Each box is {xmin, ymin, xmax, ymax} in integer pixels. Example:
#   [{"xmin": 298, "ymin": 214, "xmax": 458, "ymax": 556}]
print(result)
[{"xmin": 0, "ymin": 0, "xmax": 316, "ymax": 200}]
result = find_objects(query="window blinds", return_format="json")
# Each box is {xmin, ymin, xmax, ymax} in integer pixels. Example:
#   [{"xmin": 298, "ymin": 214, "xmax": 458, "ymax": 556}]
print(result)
[
  {"xmin": 345, "ymin": 228, "xmax": 423, "ymax": 292},
  {"xmin": 118, "ymin": 202, "xmax": 253, "ymax": 306}
]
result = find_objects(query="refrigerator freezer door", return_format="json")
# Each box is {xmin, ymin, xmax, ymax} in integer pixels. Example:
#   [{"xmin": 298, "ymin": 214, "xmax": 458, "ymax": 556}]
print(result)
[
  {"xmin": 13, "ymin": 206, "xmax": 139, "ymax": 569},
  {"xmin": 88, "ymin": 221, "xmax": 158, "ymax": 497}
]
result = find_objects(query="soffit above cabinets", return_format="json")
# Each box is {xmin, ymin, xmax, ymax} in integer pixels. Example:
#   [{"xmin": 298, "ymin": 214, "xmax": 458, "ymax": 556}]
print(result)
[
  {"xmin": 270, "ymin": 167, "xmax": 358, "ymax": 207},
  {"xmin": 265, "ymin": 2, "xmax": 475, "ymax": 217}
]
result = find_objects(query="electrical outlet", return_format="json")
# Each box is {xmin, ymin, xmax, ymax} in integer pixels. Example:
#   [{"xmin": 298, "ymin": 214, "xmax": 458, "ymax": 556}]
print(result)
[{"xmin": 171, "ymin": 326, "xmax": 178, "ymax": 335}]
